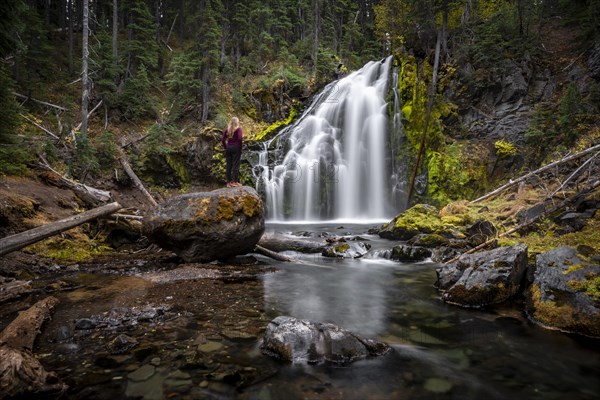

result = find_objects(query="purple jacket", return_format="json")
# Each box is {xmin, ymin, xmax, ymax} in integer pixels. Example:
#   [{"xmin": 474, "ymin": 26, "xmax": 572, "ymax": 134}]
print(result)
[{"xmin": 222, "ymin": 127, "xmax": 243, "ymax": 148}]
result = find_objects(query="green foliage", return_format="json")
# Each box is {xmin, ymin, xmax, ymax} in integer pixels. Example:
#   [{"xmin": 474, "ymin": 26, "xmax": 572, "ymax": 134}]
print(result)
[
  {"xmin": 94, "ymin": 131, "xmax": 117, "ymax": 169},
  {"xmin": 117, "ymin": 64, "xmax": 156, "ymax": 119},
  {"xmin": 427, "ymin": 143, "xmax": 487, "ymax": 205},
  {"xmin": 0, "ymin": 66, "xmax": 28, "ymax": 176},
  {"xmin": 90, "ymin": 29, "xmax": 121, "ymax": 105},
  {"xmin": 70, "ymin": 133, "xmax": 99, "ymax": 180},
  {"xmin": 525, "ymin": 83, "xmax": 588, "ymax": 160},
  {"xmin": 124, "ymin": 0, "xmax": 159, "ymax": 73},
  {"xmin": 255, "ymin": 103, "xmax": 299, "ymax": 141},
  {"xmin": 494, "ymin": 139, "xmax": 518, "ymax": 158},
  {"xmin": 142, "ymin": 123, "xmax": 183, "ymax": 156}
]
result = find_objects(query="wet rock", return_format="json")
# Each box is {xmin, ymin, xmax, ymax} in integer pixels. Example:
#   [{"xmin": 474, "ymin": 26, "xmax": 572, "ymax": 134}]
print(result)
[
  {"xmin": 261, "ymin": 316, "xmax": 391, "ymax": 364},
  {"xmin": 198, "ymin": 341, "xmax": 224, "ymax": 353},
  {"xmin": 555, "ymin": 211, "xmax": 593, "ymax": 234},
  {"xmin": 53, "ymin": 325, "xmax": 74, "ymax": 342},
  {"xmin": 220, "ymin": 329, "xmax": 258, "ymax": 342},
  {"xmin": 108, "ymin": 334, "xmax": 139, "ymax": 354},
  {"xmin": 75, "ymin": 318, "xmax": 96, "ymax": 330},
  {"xmin": 127, "ymin": 364, "xmax": 156, "ymax": 382},
  {"xmin": 435, "ymin": 244, "xmax": 528, "ymax": 308},
  {"xmin": 525, "ymin": 247, "xmax": 600, "ymax": 338},
  {"xmin": 143, "ymin": 187, "xmax": 265, "ymax": 262},
  {"xmin": 390, "ymin": 245, "xmax": 432, "ymax": 262},
  {"xmin": 466, "ymin": 220, "xmax": 497, "ymax": 246},
  {"xmin": 431, "ymin": 247, "xmax": 461, "ymax": 263},
  {"xmin": 322, "ymin": 241, "xmax": 370, "ymax": 258}
]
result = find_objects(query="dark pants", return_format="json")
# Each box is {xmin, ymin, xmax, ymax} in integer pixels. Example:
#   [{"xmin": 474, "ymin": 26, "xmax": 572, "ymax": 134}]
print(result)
[{"xmin": 225, "ymin": 144, "xmax": 241, "ymax": 182}]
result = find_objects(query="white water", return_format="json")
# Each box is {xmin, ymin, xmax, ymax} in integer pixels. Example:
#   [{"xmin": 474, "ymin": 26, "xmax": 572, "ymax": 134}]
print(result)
[{"xmin": 257, "ymin": 57, "xmax": 394, "ymax": 221}]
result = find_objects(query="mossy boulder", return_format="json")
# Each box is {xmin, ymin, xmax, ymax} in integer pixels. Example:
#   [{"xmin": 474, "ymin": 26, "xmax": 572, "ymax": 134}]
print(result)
[
  {"xmin": 379, "ymin": 204, "xmax": 445, "ymax": 241},
  {"xmin": 525, "ymin": 247, "xmax": 600, "ymax": 338},
  {"xmin": 435, "ymin": 244, "xmax": 528, "ymax": 308},
  {"xmin": 143, "ymin": 186, "xmax": 265, "ymax": 262}
]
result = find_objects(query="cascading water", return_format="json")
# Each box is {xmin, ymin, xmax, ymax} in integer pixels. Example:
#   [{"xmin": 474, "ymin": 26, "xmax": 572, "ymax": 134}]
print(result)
[{"xmin": 256, "ymin": 56, "xmax": 401, "ymax": 221}]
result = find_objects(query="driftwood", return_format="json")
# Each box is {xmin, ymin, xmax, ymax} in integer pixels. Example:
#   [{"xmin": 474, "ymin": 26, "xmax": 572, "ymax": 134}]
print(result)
[
  {"xmin": 0, "ymin": 201, "xmax": 122, "ymax": 257},
  {"xmin": 445, "ymin": 179, "xmax": 600, "ymax": 265},
  {"xmin": 0, "ymin": 296, "xmax": 67, "ymax": 399},
  {"xmin": 0, "ymin": 278, "xmax": 32, "ymax": 303},
  {"xmin": 254, "ymin": 244, "xmax": 293, "ymax": 262},
  {"xmin": 472, "ymin": 143, "xmax": 600, "ymax": 203},
  {"xmin": 118, "ymin": 151, "xmax": 158, "ymax": 207},
  {"xmin": 38, "ymin": 155, "xmax": 112, "ymax": 206}
]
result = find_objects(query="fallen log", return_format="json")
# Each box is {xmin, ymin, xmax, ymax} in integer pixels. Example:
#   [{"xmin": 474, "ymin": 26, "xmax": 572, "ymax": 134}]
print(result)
[
  {"xmin": 254, "ymin": 244, "xmax": 293, "ymax": 262},
  {"xmin": 118, "ymin": 151, "xmax": 158, "ymax": 207},
  {"xmin": 445, "ymin": 179, "xmax": 600, "ymax": 265},
  {"xmin": 472, "ymin": 143, "xmax": 600, "ymax": 203},
  {"xmin": 0, "ymin": 296, "xmax": 67, "ymax": 399},
  {"xmin": 38, "ymin": 155, "xmax": 112, "ymax": 206},
  {"xmin": 0, "ymin": 278, "xmax": 32, "ymax": 303},
  {"xmin": 258, "ymin": 235, "xmax": 326, "ymax": 254},
  {"xmin": 0, "ymin": 201, "xmax": 122, "ymax": 257}
]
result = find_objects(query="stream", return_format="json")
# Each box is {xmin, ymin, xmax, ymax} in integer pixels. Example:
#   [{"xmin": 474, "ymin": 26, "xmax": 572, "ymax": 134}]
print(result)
[{"xmin": 14, "ymin": 223, "xmax": 599, "ymax": 399}]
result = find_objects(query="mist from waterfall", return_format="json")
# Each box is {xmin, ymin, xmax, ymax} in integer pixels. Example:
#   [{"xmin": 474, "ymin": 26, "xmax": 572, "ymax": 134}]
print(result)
[{"xmin": 256, "ymin": 56, "xmax": 399, "ymax": 222}]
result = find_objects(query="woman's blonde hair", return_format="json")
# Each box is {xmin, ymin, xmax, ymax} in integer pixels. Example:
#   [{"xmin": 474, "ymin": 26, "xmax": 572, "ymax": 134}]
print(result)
[{"xmin": 227, "ymin": 117, "xmax": 240, "ymax": 139}]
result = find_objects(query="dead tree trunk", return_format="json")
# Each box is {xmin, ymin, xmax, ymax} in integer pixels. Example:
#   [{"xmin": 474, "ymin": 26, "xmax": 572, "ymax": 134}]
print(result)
[
  {"xmin": 38, "ymin": 156, "xmax": 112, "ymax": 206},
  {"xmin": 472, "ymin": 143, "xmax": 600, "ymax": 203},
  {"xmin": 0, "ymin": 278, "xmax": 32, "ymax": 303},
  {"xmin": 0, "ymin": 297, "xmax": 67, "ymax": 398},
  {"xmin": 0, "ymin": 202, "xmax": 122, "ymax": 257},
  {"xmin": 254, "ymin": 244, "xmax": 293, "ymax": 262},
  {"xmin": 118, "ymin": 151, "xmax": 158, "ymax": 207}
]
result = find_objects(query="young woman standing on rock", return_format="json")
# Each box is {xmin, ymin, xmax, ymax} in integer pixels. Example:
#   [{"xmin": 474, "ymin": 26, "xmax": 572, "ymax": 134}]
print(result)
[{"xmin": 222, "ymin": 117, "xmax": 243, "ymax": 187}]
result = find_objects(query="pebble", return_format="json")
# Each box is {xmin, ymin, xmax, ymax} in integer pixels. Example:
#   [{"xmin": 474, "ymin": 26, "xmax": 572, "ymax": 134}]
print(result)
[
  {"xmin": 199, "ymin": 380, "xmax": 209, "ymax": 388},
  {"xmin": 150, "ymin": 357, "xmax": 161, "ymax": 366},
  {"xmin": 424, "ymin": 378, "xmax": 453, "ymax": 394},
  {"xmin": 198, "ymin": 341, "xmax": 224, "ymax": 353},
  {"xmin": 75, "ymin": 318, "xmax": 96, "ymax": 330},
  {"xmin": 127, "ymin": 364, "xmax": 156, "ymax": 382}
]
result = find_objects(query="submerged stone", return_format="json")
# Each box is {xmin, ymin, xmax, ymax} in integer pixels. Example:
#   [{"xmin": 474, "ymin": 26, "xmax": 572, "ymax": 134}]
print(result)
[
  {"xmin": 143, "ymin": 187, "xmax": 265, "ymax": 262},
  {"xmin": 261, "ymin": 316, "xmax": 391, "ymax": 364}
]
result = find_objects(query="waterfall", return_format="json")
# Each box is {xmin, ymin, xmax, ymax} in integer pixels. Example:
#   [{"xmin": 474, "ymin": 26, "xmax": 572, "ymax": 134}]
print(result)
[{"xmin": 256, "ymin": 56, "xmax": 400, "ymax": 221}]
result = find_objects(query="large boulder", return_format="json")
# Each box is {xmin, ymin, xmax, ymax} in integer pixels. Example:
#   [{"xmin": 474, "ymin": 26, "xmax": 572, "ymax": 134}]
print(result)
[
  {"xmin": 435, "ymin": 244, "xmax": 528, "ymax": 308},
  {"xmin": 390, "ymin": 245, "xmax": 431, "ymax": 262},
  {"xmin": 525, "ymin": 247, "xmax": 600, "ymax": 338},
  {"xmin": 143, "ymin": 187, "xmax": 265, "ymax": 262},
  {"xmin": 261, "ymin": 316, "xmax": 390, "ymax": 364},
  {"xmin": 321, "ymin": 241, "xmax": 370, "ymax": 258}
]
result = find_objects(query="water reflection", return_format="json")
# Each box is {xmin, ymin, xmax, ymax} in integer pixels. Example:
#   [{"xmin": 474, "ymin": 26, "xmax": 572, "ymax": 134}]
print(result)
[{"xmin": 259, "ymin": 223, "xmax": 600, "ymax": 400}]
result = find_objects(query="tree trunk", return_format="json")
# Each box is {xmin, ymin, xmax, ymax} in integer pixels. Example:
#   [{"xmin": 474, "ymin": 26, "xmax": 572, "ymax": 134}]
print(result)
[
  {"xmin": 407, "ymin": 29, "xmax": 442, "ymax": 204},
  {"xmin": 471, "ymin": 143, "xmax": 600, "ymax": 203},
  {"xmin": 68, "ymin": 0, "xmax": 74, "ymax": 75},
  {"xmin": 118, "ymin": 152, "xmax": 158, "ymax": 207},
  {"xmin": 254, "ymin": 245, "xmax": 293, "ymax": 262},
  {"xmin": 81, "ymin": 0, "xmax": 90, "ymax": 138},
  {"xmin": 0, "ymin": 297, "xmax": 67, "ymax": 398},
  {"xmin": 112, "ymin": 0, "xmax": 118, "ymax": 66},
  {"xmin": 0, "ymin": 202, "xmax": 122, "ymax": 258},
  {"xmin": 312, "ymin": 0, "xmax": 320, "ymax": 75}
]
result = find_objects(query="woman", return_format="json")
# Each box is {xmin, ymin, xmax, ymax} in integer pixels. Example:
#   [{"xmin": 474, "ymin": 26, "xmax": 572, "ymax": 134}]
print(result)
[{"xmin": 221, "ymin": 117, "xmax": 243, "ymax": 187}]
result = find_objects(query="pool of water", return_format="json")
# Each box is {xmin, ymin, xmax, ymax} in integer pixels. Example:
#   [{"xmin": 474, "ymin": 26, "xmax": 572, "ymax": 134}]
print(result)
[
  {"xmin": 24, "ymin": 223, "xmax": 600, "ymax": 399},
  {"xmin": 250, "ymin": 223, "xmax": 600, "ymax": 400}
]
